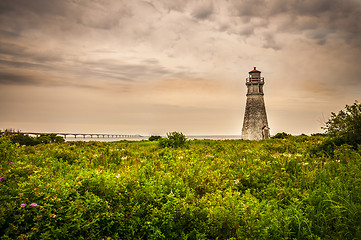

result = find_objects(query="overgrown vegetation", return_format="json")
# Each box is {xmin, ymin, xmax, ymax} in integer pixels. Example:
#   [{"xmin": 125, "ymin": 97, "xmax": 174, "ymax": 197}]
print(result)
[
  {"xmin": 1, "ymin": 134, "xmax": 360, "ymax": 239},
  {"xmin": 148, "ymin": 135, "xmax": 162, "ymax": 141},
  {"xmin": 323, "ymin": 100, "xmax": 361, "ymax": 147},
  {"xmin": 158, "ymin": 131, "xmax": 187, "ymax": 148},
  {"xmin": 9, "ymin": 134, "xmax": 64, "ymax": 146},
  {"xmin": 1, "ymin": 129, "xmax": 65, "ymax": 146},
  {"xmin": 1, "ymin": 102, "xmax": 360, "ymax": 239},
  {"xmin": 272, "ymin": 132, "xmax": 291, "ymax": 139}
]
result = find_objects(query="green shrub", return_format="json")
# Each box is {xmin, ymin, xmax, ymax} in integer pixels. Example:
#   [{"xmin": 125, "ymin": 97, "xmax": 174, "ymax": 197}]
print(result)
[
  {"xmin": 1, "ymin": 137, "xmax": 361, "ymax": 239},
  {"xmin": 148, "ymin": 135, "xmax": 162, "ymax": 141},
  {"xmin": 0, "ymin": 136, "xmax": 17, "ymax": 163},
  {"xmin": 158, "ymin": 132, "xmax": 186, "ymax": 148},
  {"xmin": 10, "ymin": 134, "xmax": 38, "ymax": 146},
  {"xmin": 272, "ymin": 132, "xmax": 291, "ymax": 139},
  {"xmin": 323, "ymin": 101, "xmax": 361, "ymax": 147},
  {"xmin": 308, "ymin": 136, "xmax": 346, "ymax": 157},
  {"xmin": 36, "ymin": 134, "xmax": 65, "ymax": 144},
  {"xmin": 9, "ymin": 134, "xmax": 64, "ymax": 146}
]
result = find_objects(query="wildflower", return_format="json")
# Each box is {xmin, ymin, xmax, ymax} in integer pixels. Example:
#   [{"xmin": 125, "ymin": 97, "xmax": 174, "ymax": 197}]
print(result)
[
  {"xmin": 10, "ymin": 162, "xmax": 14, "ymax": 164},
  {"xmin": 30, "ymin": 174, "xmax": 33, "ymax": 176},
  {"xmin": 115, "ymin": 174, "xmax": 120, "ymax": 178},
  {"xmin": 30, "ymin": 203, "xmax": 37, "ymax": 207},
  {"xmin": 0, "ymin": 177, "xmax": 5, "ymax": 181},
  {"xmin": 20, "ymin": 203, "xmax": 26, "ymax": 207}
]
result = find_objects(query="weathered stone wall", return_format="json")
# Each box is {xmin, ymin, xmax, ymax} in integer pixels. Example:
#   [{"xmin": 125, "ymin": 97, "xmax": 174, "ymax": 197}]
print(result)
[{"xmin": 241, "ymin": 94, "xmax": 270, "ymax": 140}]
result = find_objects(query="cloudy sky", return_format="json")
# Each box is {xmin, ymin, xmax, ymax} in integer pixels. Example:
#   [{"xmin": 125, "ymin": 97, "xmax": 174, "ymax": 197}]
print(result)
[{"xmin": 1, "ymin": 0, "xmax": 360, "ymax": 136}]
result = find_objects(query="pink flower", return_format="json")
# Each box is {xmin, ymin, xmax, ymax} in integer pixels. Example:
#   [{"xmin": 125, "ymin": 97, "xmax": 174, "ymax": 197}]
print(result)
[
  {"xmin": 30, "ymin": 203, "xmax": 37, "ymax": 207},
  {"xmin": 10, "ymin": 162, "xmax": 14, "ymax": 164},
  {"xmin": 0, "ymin": 177, "xmax": 5, "ymax": 181},
  {"xmin": 20, "ymin": 203, "xmax": 26, "ymax": 207}
]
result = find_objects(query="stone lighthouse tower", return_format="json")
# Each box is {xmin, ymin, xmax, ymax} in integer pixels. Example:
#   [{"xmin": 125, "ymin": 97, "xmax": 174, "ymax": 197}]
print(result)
[{"xmin": 241, "ymin": 67, "xmax": 270, "ymax": 140}]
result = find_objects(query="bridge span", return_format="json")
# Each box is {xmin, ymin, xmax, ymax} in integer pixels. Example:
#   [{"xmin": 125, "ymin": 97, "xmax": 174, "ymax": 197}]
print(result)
[{"xmin": 22, "ymin": 132, "xmax": 142, "ymax": 139}]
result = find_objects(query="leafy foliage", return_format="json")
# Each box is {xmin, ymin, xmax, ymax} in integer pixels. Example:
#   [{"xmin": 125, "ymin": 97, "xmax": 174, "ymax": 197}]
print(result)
[
  {"xmin": 1, "ymin": 135, "xmax": 361, "ymax": 239},
  {"xmin": 323, "ymin": 101, "xmax": 361, "ymax": 147},
  {"xmin": 158, "ymin": 131, "xmax": 187, "ymax": 148},
  {"xmin": 10, "ymin": 134, "xmax": 65, "ymax": 146},
  {"xmin": 148, "ymin": 135, "xmax": 162, "ymax": 141},
  {"xmin": 272, "ymin": 132, "xmax": 291, "ymax": 139}
]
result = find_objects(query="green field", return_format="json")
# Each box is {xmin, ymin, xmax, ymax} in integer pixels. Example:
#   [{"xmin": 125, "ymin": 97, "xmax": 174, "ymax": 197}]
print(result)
[{"xmin": 1, "ymin": 135, "xmax": 361, "ymax": 239}]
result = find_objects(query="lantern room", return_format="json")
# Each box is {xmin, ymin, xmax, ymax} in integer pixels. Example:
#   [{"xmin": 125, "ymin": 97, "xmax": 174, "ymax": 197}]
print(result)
[
  {"xmin": 245, "ymin": 67, "xmax": 265, "ymax": 95},
  {"xmin": 248, "ymin": 67, "xmax": 262, "ymax": 82}
]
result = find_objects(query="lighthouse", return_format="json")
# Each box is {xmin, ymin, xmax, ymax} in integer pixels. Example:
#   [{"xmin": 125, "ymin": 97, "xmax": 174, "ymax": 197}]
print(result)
[{"xmin": 241, "ymin": 67, "xmax": 270, "ymax": 140}]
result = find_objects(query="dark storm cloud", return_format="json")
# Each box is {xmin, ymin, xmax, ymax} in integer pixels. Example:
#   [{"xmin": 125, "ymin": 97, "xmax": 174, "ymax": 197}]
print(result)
[
  {"xmin": 0, "ymin": 42, "xmax": 27, "ymax": 58},
  {"xmin": 191, "ymin": 1, "xmax": 214, "ymax": 20},
  {"xmin": 229, "ymin": 0, "xmax": 266, "ymax": 18},
  {"xmin": 0, "ymin": 72, "xmax": 40, "ymax": 85},
  {"xmin": 0, "ymin": 69, "xmax": 102, "ymax": 89},
  {"xmin": 0, "ymin": 0, "xmax": 67, "ymax": 16},
  {"xmin": 0, "ymin": 0, "xmax": 132, "ymax": 34},
  {"xmin": 0, "ymin": 58, "xmax": 175, "ymax": 87},
  {"xmin": 0, "ymin": 59, "xmax": 49, "ymax": 69},
  {"xmin": 79, "ymin": 59, "xmax": 175, "ymax": 82},
  {"xmin": 1, "ymin": 0, "xmax": 361, "ymax": 87},
  {"xmin": 262, "ymin": 33, "xmax": 281, "ymax": 50},
  {"xmin": 0, "ymin": 42, "xmax": 64, "ymax": 63},
  {"xmin": 74, "ymin": 2, "xmax": 131, "ymax": 30},
  {"xmin": 0, "ymin": 30, "xmax": 21, "ymax": 38},
  {"xmin": 229, "ymin": 0, "xmax": 361, "ymax": 48}
]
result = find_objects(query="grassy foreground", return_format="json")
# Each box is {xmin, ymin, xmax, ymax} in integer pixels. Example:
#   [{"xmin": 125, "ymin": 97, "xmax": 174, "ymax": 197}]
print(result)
[{"xmin": 1, "ymin": 136, "xmax": 361, "ymax": 239}]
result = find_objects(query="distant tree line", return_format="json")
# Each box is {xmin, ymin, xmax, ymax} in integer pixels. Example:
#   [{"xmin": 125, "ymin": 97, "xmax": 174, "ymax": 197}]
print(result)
[{"xmin": 1, "ymin": 129, "xmax": 64, "ymax": 146}]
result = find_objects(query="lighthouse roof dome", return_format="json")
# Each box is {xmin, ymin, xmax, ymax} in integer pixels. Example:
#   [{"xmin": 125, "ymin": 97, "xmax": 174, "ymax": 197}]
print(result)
[{"xmin": 249, "ymin": 67, "xmax": 261, "ymax": 73}]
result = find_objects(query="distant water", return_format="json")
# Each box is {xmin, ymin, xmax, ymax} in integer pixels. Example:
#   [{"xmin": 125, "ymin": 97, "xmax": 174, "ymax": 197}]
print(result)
[{"xmin": 64, "ymin": 135, "xmax": 243, "ymax": 142}]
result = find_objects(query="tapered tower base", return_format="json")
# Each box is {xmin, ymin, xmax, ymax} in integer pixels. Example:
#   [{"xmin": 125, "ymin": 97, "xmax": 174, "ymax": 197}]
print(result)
[
  {"xmin": 242, "ymin": 94, "xmax": 270, "ymax": 140},
  {"xmin": 241, "ymin": 67, "xmax": 270, "ymax": 140}
]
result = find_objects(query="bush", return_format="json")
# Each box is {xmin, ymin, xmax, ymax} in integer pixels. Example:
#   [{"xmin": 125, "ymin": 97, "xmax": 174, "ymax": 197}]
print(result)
[
  {"xmin": 36, "ymin": 134, "xmax": 65, "ymax": 144},
  {"xmin": 2, "ymin": 135, "xmax": 361, "ymax": 239},
  {"xmin": 307, "ymin": 136, "xmax": 345, "ymax": 157},
  {"xmin": 158, "ymin": 132, "xmax": 186, "ymax": 148},
  {"xmin": 272, "ymin": 132, "xmax": 291, "ymax": 139},
  {"xmin": 148, "ymin": 135, "xmax": 161, "ymax": 141},
  {"xmin": 10, "ymin": 134, "xmax": 64, "ymax": 146},
  {"xmin": 10, "ymin": 134, "xmax": 38, "ymax": 146},
  {"xmin": 323, "ymin": 101, "xmax": 361, "ymax": 147}
]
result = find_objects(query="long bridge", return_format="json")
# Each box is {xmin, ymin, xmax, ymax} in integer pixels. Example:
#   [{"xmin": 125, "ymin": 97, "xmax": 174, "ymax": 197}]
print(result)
[{"xmin": 20, "ymin": 132, "xmax": 142, "ymax": 139}]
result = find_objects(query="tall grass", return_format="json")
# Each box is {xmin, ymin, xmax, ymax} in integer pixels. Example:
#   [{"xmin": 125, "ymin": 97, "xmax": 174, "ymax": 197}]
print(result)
[{"xmin": 1, "ymin": 135, "xmax": 360, "ymax": 239}]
